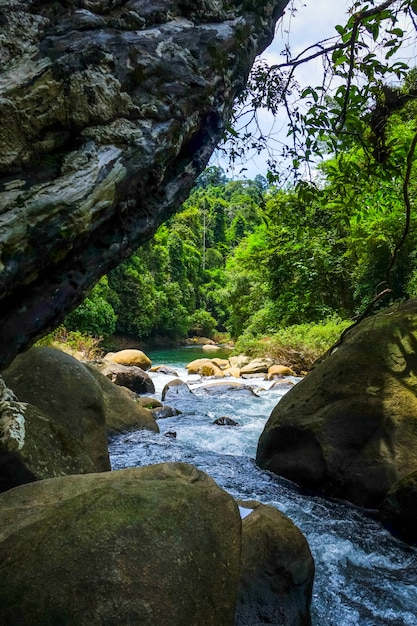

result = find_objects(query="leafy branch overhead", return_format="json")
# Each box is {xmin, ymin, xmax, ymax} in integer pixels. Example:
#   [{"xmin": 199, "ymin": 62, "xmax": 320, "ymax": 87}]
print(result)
[{"xmin": 225, "ymin": 0, "xmax": 417, "ymax": 180}]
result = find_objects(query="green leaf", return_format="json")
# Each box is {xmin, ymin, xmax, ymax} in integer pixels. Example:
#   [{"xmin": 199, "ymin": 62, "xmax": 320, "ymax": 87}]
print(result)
[
  {"xmin": 387, "ymin": 28, "xmax": 404, "ymax": 37},
  {"xmin": 334, "ymin": 55, "xmax": 349, "ymax": 67},
  {"xmin": 341, "ymin": 30, "xmax": 352, "ymax": 44}
]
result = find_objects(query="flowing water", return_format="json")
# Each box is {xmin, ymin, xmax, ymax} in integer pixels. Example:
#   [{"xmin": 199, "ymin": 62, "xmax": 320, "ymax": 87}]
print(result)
[{"xmin": 109, "ymin": 347, "xmax": 417, "ymax": 625}]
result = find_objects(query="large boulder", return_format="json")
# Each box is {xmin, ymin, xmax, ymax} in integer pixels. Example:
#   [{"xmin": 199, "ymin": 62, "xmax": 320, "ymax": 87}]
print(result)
[
  {"xmin": 104, "ymin": 349, "xmax": 152, "ymax": 370},
  {"xmin": 0, "ymin": 0, "xmax": 288, "ymax": 370},
  {"xmin": 256, "ymin": 301, "xmax": 417, "ymax": 520},
  {"xmin": 100, "ymin": 361, "xmax": 155, "ymax": 394},
  {"xmin": 0, "ymin": 463, "xmax": 241, "ymax": 625},
  {"xmin": 86, "ymin": 365, "xmax": 159, "ymax": 435},
  {"xmin": 1, "ymin": 347, "xmax": 110, "ymax": 491},
  {"xmin": 236, "ymin": 501, "xmax": 314, "ymax": 626}
]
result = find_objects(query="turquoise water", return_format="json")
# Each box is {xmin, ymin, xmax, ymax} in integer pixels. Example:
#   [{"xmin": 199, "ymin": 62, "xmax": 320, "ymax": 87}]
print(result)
[
  {"xmin": 147, "ymin": 345, "xmax": 233, "ymax": 367},
  {"xmin": 109, "ymin": 347, "xmax": 417, "ymax": 626}
]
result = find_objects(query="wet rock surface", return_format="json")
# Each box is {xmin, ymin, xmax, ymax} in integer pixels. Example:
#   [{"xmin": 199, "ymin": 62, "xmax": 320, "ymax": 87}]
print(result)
[
  {"xmin": 236, "ymin": 500, "xmax": 314, "ymax": 626},
  {"xmin": 161, "ymin": 377, "xmax": 194, "ymax": 401}
]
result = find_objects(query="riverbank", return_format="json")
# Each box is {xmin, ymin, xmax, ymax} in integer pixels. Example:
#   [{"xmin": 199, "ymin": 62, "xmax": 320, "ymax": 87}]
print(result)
[
  {"xmin": 109, "ymin": 349, "xmax": 417, "ymax": 626},
  {"xmin": 37, "ymin": 316, "xmax": 351, "ymax": 374}
]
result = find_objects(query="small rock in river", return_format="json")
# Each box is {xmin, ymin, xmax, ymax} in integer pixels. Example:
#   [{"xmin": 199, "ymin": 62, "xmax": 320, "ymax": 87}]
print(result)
[{"xmin": 213, "ymin": 417, "xmax": 240, "ymax": 427}]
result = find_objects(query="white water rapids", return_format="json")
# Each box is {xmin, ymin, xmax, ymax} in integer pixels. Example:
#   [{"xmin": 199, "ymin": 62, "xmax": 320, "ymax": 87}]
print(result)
[{"xmin": 108, "ymin": 347, "xmax": 417, "ymax": 625}]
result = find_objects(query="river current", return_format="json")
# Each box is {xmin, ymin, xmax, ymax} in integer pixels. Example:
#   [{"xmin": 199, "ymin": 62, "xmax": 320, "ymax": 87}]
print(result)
[{"xmin": 108, "ymin": 347, "xmax": 417, "ymax": 625}]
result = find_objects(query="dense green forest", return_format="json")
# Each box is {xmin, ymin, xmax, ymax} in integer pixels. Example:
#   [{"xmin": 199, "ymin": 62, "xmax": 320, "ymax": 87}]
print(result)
[
  {"xmin": 35, "ymin": 1, "xmax": 417, "ymax": 367},
  {"xmin": 63, "ymin": 74, "xmax": 417, "ymax": 359}
]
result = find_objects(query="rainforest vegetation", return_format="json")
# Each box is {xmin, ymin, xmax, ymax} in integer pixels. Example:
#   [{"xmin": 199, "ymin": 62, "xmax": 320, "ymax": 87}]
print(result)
[
  {"xmin": 57, "ymin": 1, "xmax": 417, "ymax": 364},
  {"xmin": 62, "ymin": 77, "xmax": 417, "ymax": 356}
]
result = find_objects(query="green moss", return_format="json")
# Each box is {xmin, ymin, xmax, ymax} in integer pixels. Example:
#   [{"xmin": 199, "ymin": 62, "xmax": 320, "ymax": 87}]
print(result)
[{"xmin": 0, "ymin": 466, "xmax": 241, "ymax": 625}]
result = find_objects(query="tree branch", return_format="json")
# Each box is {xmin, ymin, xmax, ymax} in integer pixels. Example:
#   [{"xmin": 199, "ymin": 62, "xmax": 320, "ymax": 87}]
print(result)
[
  {"xmin": 385, "ymin": 127, "xmax": 417, "ymax": 283},
  {"xmin": 270, "ymin": 0, "xmax": 398, "ymax": 73}
]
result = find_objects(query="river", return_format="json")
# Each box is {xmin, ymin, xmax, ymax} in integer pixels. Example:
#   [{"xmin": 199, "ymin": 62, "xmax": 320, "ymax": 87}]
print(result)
[{"xmin": 108, "ymin": 347, "xmax": 417, "ymax": 625}]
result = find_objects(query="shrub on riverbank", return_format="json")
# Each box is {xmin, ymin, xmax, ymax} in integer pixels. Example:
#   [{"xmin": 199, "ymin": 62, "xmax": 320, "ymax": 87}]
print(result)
[
  {"xmin": 232, "ymin": 317, "xmax": 351, "ymax": 372},
  {"xmin": 36, "ymin": 327, "xmax": 104, "ymax": 361},
  {"xmin": 36, "ymin": 318, "xmax": 351, "ymax": 373}
]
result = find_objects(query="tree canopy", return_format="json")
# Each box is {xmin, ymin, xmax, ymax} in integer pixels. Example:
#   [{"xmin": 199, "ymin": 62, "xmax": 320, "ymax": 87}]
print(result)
[{"xmin": 64, "ymin": 1, "xmax": 417, "ymax": 350}]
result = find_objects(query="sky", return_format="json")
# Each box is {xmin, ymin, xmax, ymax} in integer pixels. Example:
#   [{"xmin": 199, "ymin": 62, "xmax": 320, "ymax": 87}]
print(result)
[{"xmin": 210, "ymin": 0, "xmax": 414, "ymax": 180}]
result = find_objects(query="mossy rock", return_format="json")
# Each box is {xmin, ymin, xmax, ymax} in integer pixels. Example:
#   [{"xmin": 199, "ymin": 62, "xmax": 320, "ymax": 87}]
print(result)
[
  {"xmin": 1, "ymin": 347, "xmax": 110, "ymax": 491},
  {"xmin": 0, "ymin": 463, "xmax": 241, "ymax": 626},
  {"xmin": 236, "ymin": 500, "xmax": 314, "ymax": 626},
  {"xmin": 0, "ymin": 399, "xmax": 98, "ymax": 493},
  {"xmin": 86, "ymin": 365, "xmax": 159, "ymax": 435},
  {"xmin": 257, "ymin": 300, "xmax": 417, "ymax": 519}
]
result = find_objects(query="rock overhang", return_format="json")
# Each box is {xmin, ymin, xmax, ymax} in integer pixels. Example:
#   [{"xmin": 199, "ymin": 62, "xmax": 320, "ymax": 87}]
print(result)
[{"xmin": 0, "ymin": 0, "xmax": 288, "ymax": 369}]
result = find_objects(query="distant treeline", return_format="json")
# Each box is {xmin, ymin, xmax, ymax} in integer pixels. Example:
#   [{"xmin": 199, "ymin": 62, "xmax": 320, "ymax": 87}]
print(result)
[{"xmin": 65, "ymin": 92, "xmax": 417, "ymax": 343}]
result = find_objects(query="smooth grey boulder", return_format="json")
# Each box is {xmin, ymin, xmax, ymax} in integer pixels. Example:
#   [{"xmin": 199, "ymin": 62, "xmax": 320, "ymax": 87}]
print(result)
[
  {"xmin": 236, "ymin": 500, "xmax": 314, "ymax": 626},
  {"xmin": 162, "ymin": 378, "xmax": 194, "ymax": 401},
  {"xmin": 0, "ymin": 0, "xmax": 288, "ymax": 369}
]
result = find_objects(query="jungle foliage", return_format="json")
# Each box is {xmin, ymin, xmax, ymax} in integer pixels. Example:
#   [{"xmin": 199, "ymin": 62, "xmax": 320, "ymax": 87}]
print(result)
[
  {"xmin": 65, "ymin": 1, "xmax": 417, "ymax": 351},
  {"xmin": 65, "ymin": 83, "xmax": 417, "ymax": 345}
]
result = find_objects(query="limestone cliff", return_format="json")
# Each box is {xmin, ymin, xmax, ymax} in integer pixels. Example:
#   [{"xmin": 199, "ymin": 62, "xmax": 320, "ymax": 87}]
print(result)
[{"xmin": 0, "ymin": 0, "xmax": 288, "ymax": 369}]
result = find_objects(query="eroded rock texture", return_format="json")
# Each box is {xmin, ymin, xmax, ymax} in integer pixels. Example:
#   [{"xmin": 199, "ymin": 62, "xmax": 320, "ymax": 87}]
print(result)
[{"xmin": 0, "ymin": 0, "xmax": 288, "ymax": 369}]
